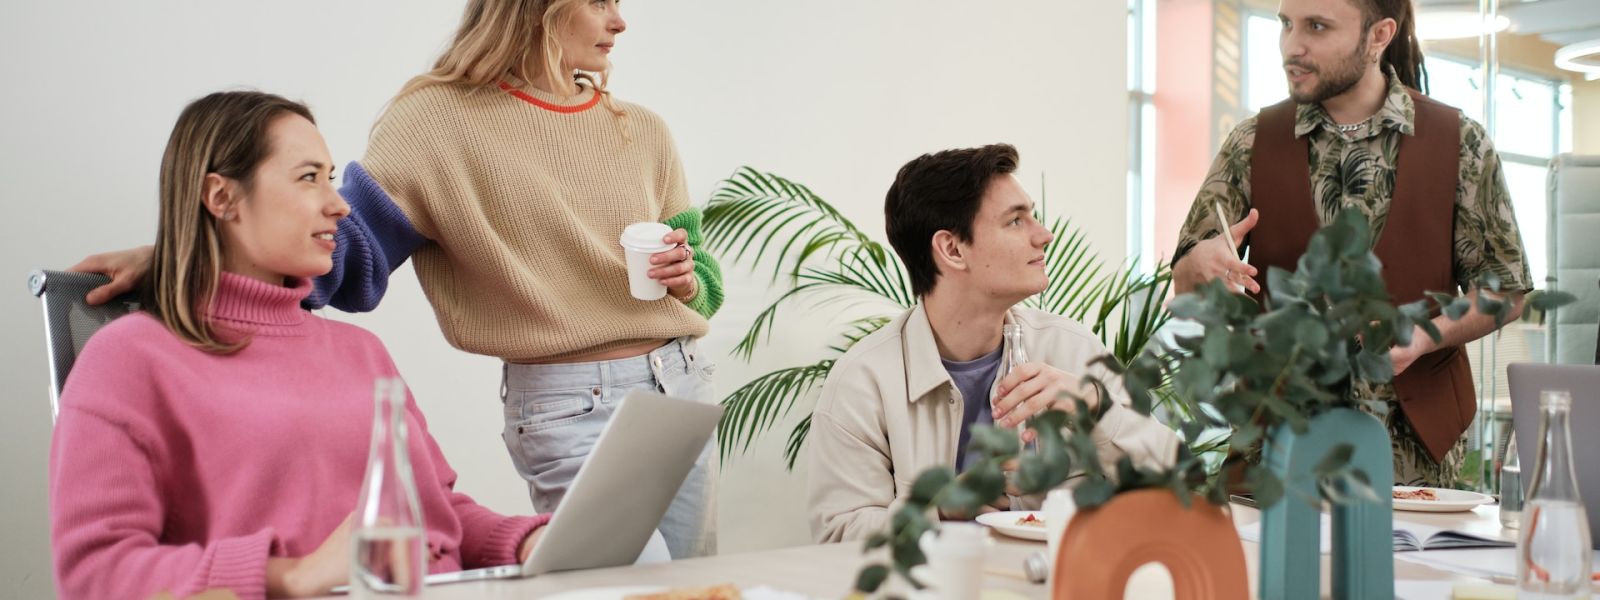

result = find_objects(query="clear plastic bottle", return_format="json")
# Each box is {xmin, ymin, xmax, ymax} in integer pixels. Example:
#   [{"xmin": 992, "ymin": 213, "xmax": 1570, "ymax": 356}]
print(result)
[
  {"xmin": 1516, "ymin": 390, "xmax": 1592, "ymax": 599},
  {"xmin": 351, "ymin": 377, "xmax": 427, "ymax": 597},
  {"xmin": 1500, "ymin": 432, "xmax": 1521, "ymax": 530}
]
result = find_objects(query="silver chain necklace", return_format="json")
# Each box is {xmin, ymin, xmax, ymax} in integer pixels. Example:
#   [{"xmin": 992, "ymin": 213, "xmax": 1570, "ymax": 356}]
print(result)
[{"xmin": 1336, "ymin": 121, "xmax": 1366, "ymax": 133}]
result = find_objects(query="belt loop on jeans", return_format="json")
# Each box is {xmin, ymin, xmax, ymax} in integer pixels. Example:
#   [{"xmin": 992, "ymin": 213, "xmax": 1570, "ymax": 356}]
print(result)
[
  {"xmin": 499, "ymin": 362, "xmax": 509, "ymax": 403},
  {"xmin": 677, "ymin": 337, "xmax": 695, "ymax": 371}
]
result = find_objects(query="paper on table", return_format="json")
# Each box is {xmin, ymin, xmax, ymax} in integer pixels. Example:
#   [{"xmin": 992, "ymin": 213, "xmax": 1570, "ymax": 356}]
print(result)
[
  {"xmin": 1395, "ymin": 547, "xmax": 1600, "ymax": 584},
  {"xmin": 1395, "ymin": 580, "xmax": 1517, "ymax": 600},
  {"xmin": 743, "ymin": 586, "xmax": 817, "ymax": 600},
  {"xmin": 1394, "ymin": 580, "xmax": 1469, "ymax": 600}
]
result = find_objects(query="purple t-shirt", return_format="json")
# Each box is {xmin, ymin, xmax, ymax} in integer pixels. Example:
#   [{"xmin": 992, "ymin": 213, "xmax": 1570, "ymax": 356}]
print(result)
[{"xmin": 942, "ymin": 344, "xmax": 1004, "ymax": 471}]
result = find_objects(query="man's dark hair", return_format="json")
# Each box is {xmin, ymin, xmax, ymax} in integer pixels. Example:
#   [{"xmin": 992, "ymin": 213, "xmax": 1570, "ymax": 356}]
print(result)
[
  {"xmin": 884, "ymin": 143, "xmax": 1020, "ymax": 297},
  {"xmin": 1353, "ymin": 0, "xmax": 1429, "ymax": 94}
]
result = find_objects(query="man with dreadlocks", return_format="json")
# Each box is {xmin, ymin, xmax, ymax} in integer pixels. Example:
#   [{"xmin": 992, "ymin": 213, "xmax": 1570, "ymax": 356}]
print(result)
[{"xmin": 1170, "ymin": 0, "xmax": 1531, "ymax": 488}]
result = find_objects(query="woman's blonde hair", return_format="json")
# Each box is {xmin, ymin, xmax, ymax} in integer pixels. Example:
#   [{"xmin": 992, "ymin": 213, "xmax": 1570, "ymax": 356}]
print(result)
[
  {"xmin": 397, "ymin": 0, "xmax": 626, "ymax": 125},
  {"xmin": 146, "ymin": 91, "xmax": 314, "ymax": 354}
]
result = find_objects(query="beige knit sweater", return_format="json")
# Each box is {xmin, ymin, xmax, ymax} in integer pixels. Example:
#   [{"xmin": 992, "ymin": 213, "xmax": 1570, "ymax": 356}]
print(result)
[{"xmin": 364, "ymin": 82, "xmax": 710, "ymax": 362}]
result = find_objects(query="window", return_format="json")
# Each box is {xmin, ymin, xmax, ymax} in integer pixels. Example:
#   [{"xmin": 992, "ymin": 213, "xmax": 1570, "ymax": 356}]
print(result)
[
  {"xmin": 1429, "ymin": 62, "xmax": 1568, "ymax": 286},
  {"xmin": 1245, "ymin": 14, "xmax": 1286, "ymax": 112},
  {"xmin": 1128, "ymin": 0, "xmax": 1157, "ymax": 270}
]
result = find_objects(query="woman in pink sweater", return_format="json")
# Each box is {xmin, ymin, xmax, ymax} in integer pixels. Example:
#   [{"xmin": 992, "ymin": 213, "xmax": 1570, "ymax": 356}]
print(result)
[{"xmin": 48, "ymin": 91, "xmax": 548, "ymax": 600}]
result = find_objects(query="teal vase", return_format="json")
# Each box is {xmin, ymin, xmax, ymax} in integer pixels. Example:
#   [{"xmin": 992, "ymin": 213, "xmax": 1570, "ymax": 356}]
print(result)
[{"xmin": 1258, "ymin": 408, "xmax": 1394, "ymax": 599}]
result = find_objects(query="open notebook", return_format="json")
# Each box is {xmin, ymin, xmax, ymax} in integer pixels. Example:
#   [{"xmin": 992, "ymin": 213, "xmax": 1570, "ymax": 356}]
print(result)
[
  {"xmin": 1238, "ymin": 514, "xmax": 1513, "ymax": 552},
  {"xmin": 1392, "ymin": 521, "xmax": 1513, "ymax": 552}
]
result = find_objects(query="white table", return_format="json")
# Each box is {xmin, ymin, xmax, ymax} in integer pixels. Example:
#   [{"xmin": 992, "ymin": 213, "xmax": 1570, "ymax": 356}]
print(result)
[{"xmin": 337, "ymin": 503, "xmax": 1512, "ymax": 599}]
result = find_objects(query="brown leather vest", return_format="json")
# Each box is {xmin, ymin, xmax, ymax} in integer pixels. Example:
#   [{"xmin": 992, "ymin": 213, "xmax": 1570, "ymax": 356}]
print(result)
[{"xmin": 1246, "ymin": 91, "xmax": 1473, "ymax": 463}]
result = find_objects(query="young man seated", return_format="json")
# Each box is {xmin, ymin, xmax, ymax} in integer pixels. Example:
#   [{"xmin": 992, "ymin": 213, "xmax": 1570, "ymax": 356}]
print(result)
[{"xmin": 806, "ymin": 144, "xmax": 1179, "ymax": 543}]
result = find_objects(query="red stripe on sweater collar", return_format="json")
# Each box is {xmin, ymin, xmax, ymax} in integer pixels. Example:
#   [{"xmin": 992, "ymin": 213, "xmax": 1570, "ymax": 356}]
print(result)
[{"xmin": 498, "ymin": 81, "xmax": 602, "ymax": 114}]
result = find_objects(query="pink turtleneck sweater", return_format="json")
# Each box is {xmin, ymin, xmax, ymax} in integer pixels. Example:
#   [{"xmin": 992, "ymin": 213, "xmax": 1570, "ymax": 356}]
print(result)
[{"xmin": 49, "ymin": 273, "xmax": 549, "ymax": 600}]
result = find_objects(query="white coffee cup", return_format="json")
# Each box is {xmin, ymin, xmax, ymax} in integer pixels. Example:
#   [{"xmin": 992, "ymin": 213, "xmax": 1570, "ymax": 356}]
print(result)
[
  {"xmin": 910, "ymin": 522, "xmax": 992, "ymax": 600},
  {"xmin": 619, "ymin": 222, "xmax": 675, "ymax": 301},
  {"xmin": 1042, "ymin": 488, "xmax": 1078, "ymax": 589}
]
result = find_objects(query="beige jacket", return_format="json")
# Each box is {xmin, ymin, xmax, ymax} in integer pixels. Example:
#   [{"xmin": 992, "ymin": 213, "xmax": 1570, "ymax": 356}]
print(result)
[{"xmin": 806, "ymin": 305, "xmax": 1180, "ymax": 543}]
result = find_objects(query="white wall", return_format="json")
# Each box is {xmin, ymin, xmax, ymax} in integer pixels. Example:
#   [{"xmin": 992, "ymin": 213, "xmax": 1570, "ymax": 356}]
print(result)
[{"xmin": 0, "ymin": 2, "xmax": 1128, "ymax": 596}]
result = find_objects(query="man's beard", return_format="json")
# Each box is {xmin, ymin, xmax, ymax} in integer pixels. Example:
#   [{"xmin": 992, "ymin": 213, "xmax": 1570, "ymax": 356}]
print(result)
[{"xmin": 1287, "ymin": 37, "xmax": 1370, "ymax": 104}]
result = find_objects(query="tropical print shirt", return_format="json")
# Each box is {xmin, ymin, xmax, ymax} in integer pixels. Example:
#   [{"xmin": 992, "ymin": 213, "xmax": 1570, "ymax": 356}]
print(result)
[{"xmin": 1173, "ymin": 70, "xmax": 1531, "ymax": 487}]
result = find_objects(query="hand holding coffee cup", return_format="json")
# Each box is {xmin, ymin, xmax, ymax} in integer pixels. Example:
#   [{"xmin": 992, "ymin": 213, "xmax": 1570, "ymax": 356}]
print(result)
[
  {"xmin": 650, "ymin": 228, "xmax": 697, "ymax": 300},
  {"xmin": 619, "ymin": 222, "xmax": 697, "ymax": 301}
]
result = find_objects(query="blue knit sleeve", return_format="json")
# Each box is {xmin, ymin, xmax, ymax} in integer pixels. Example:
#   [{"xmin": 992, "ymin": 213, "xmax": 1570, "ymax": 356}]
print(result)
[{"xmin": 304, "ymin": 161, "xmax": 427, "ymax": 312}]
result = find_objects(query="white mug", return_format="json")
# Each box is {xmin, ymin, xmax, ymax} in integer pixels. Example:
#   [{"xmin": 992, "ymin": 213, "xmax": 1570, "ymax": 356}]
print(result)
[
  {"xmin": 910, "ymin": 522, "xmax": 992, "ymax": 600},
  {"xmin": 1042, "ymin": 489, "xmax": 1078, "ymax": 589}
]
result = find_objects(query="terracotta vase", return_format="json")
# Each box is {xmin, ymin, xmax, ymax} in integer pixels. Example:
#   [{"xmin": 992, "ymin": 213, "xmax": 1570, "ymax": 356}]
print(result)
[{"xmin": 1051, "ymin": 488, "xmax": 1249, "ymax": 599}]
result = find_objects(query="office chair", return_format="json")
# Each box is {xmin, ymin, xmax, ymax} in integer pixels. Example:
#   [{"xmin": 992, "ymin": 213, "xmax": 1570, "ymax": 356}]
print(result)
[{"xmin": 28, "ymin": 270, "xmax": 140, "ymax": 421}]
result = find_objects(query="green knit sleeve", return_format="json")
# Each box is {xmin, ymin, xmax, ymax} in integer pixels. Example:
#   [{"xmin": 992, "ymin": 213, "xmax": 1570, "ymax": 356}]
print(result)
[{"xmin": 664, "ymin": 207, "xmax": 724, "ymax": 319}]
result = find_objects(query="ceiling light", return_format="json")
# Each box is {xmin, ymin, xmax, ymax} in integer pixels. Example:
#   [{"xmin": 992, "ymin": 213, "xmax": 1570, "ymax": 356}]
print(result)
[
  {"xmin": 1555, "ymin": 39, "xmax": 1600, "ymax": 80},
  {"xmin": 1415, "ymin": 8, "xmax": 1511, "ymax": 41}
]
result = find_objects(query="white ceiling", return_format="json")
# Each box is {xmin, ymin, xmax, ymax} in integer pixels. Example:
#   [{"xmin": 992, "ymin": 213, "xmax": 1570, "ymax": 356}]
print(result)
[{"xmin": 1420, "ymin": 0, "xmax": 1600, "ymax": 46}]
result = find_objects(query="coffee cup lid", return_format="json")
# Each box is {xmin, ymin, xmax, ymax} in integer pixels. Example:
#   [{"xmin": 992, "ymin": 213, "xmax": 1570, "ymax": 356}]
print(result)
[{"xmin": 619, "ymin": 222, "xmax": 675, "ymax": 252}]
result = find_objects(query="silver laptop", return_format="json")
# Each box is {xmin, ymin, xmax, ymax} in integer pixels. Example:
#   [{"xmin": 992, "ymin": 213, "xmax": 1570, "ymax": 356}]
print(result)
[
  {"xmin": 1508, "ymin": 363, "xmax": 1600, "ymax": 550},
  {"xmin": 387, "ymin": 390, "xmax": 721, "ymax": 588}
]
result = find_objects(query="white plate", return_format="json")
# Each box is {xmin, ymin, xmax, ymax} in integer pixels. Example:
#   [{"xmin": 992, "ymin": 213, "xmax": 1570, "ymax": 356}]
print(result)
[
  {"xmin": 975, "ymin": 510, "xmax": 1049, "ymax": 541},
  {"xmin": 541, "ymin": 586, "xmax": 667, "ymax": 600},
  {"xmin": 1391, "ymin": 486, "xmax": 1492, "ymax": 512}
]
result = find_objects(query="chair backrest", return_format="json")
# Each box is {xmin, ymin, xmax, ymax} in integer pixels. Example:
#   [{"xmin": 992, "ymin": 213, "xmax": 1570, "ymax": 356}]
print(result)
[
  {"xmin": 28, "ymin": 270, "xmax": 139, "ymax": 421},
  {"xmin": 1546, "ymin": 154, "xmax": 1600, "ymax": 365}
]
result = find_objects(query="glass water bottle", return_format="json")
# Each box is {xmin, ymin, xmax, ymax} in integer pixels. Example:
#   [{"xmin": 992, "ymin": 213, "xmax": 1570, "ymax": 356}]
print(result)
[
  {"xmin": 1002, "ymin": 323, "xmax": 1030, "ymax": 442},
  {"xmin": 1516, "ymin": 390, "xmax": 1592, "ymax": 599},
  {"xmin": 351, "ymin": 377, "xmax": 427, "ymax": 597},
  {"xmin": 1500, "ymin": 432, "xmax": 1522, "ymax": 530}
]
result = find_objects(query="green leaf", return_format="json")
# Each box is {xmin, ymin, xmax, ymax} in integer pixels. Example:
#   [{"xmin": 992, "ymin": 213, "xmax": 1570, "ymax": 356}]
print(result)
[
  {"xmin": 1425, "ymin": 291, "xmax": 1456, "ymax": 312},
  {"xmin": 962, "ymin": 459, "xmax": 1009, "ymax": 502},
  {"xmin": 1231, "ymin": 422, "xmax": 1263, "ymax": 450},
  {"xmin": 716, "ymin": 360, "xmax": 833, "ymax": 463},
  {"xmin": 1073, "ymin": 477, "xmax": 1116, "ymax": 508},
  {"xmin": 891, "ymin": 503, "xmax": 921, "ymax": 530},
  {"xmin": 855, "ymin": 564, "xmax": 890, "ymax": 593},
  {"xmin": 1354, "ymin": 350, "xmax": 1394, "ymax": 384},
  {"xmin": 783, "ymin": 414, "xmax": 811, "ymax": 470},
  {"xmin": 936, "ymin": 484, "xmax": 985, "ymax": 517},
  {"xmin": 1474, "ymin": 294, "xmax": 1505, "ymax": 323},
  {"xmin": 1168, "ymin": 294, "xmax": 1205, "ymax": 320},
  {"xmin": 1312, "ymin": 443, "xmax": 1356, "ymax": 477},
  {"xmin": 1528, "ymin": 290, "xmax": 1577, "ymax": 312},
  {"xmin": 1173, "ymin": 360, "xmax": 1219, "ymax": 405},
  {"xmin": 1201, "ymin": 330, "xmax": 1233, "ymax": 369},
  {"xmin": 1320, "ymin": 469, "xmax": 1382, "ymax": 505},
  {"xmin": 1474, "ymin": 271, "xmax": 1503, "ymax": 292},
  {"xmin": 968, "ymin": 425, "xmax": 1021, "ymax": 457},
  {"xmin": 909, "ymin": 468, "xmax": 955, "ymax": 505},
  {"xmin": 1245, "ymin": 464, "xmax": 1285, "ymax": 508},
  {"xmin": 863, "ymin": 532, "xmax": 890, "ymax": 551}
]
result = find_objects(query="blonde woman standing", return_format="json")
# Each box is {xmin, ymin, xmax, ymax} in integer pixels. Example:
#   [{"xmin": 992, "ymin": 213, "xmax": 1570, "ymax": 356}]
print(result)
[{"xmin": 78, "ymin": 0, "xmax": 723, "ymax": 559}]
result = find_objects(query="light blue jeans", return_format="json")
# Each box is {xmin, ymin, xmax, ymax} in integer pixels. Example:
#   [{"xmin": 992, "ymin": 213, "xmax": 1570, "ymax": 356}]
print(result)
[{"xmin": 500, "ymin": 337, "xmax": 717, "ymax": 559}]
